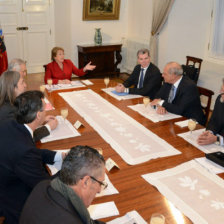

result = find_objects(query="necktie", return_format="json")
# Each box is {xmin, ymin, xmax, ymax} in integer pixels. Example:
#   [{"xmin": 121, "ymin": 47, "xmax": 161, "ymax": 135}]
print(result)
[
  {"xmin": 168, "ymin": 85, "xmax": 175, "ymax": 103},
  {"xmin": 138, "ymin": 68, "xmax": 144, "ymax": 88}
]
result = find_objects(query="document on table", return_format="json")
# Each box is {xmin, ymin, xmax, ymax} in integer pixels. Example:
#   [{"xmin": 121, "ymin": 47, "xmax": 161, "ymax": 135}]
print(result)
[
  {"xmin": 102, "ymin": 87, "xmax": 142, "ymax": 100},
  {"xmin": 194, "ymin": 157, "xmax": 224, "ymax": 174},
  {"xmin": 175, "ymin": 119, "xmax": 197, "ymax": 128},
  {"xmin": 107, "ymin": 210, "xmax": 147, "ymax": 224},
  {"xmin": 40, "ymin": 116, "xmax": 81, "ymax": 143},
  {"xmin": 128, "ymin": 103, "xmax": 181, "ymax": 122},
  {"xmin": 45, "ymin": 80, "xmax": 85, "ymax": 91},
  {"xmin": 81, "ymin": 79, "xmax": 93, "ymax": 85},
  {"xmin": 88, "ymin": 201, "xmax": 119, "ymax": 220},
  {"xmin": 178, "ymin": 128, "xmax": 224, "ymax": 154}
]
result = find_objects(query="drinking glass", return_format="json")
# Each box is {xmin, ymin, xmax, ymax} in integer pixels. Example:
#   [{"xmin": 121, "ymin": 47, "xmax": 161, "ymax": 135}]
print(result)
[
  {"xmin": 150, "ymin": 213, "xmax": 165, "ymax": 224},
  {"xmin": 104, "ymin": 77, "xmax": 110, "ymax": 88},
  {"xmin": 188, "ymin": 119, "xmax": 197, "ymax": 134},
  {"xmin": 60, "ymin": 108, "xmax": 68, "ymax": 122},
  {"xmin": 143, "ymin": 97, "xmax": 150, "ymax": 113},
  {"xmin": 47, "ymin": 79, "xmax": 53, "ymax": 92}
]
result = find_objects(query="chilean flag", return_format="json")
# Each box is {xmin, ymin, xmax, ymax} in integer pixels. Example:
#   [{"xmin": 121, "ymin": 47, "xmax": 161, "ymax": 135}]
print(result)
[{"xmin": 0, "ymin": 35, "xmax": 8, "ymax": 75}]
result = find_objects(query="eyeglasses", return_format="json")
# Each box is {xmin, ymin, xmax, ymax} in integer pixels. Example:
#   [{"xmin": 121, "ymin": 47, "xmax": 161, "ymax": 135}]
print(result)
[{"xmin": 90, "ymin": 176, "xmax": 108, "ymax": 190}]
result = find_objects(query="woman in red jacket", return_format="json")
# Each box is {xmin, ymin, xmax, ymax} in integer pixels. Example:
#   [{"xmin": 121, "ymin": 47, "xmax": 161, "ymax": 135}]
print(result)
[{"xmin": 44, "ymin": 47, "xmax": 95, "ymax": 84}]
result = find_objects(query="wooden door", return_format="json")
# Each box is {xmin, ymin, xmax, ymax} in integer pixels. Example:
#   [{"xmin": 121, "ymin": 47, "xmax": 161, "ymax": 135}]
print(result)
[{"xmin": 0, "ymin": 0, "xmax": 55, "ymax": 73}]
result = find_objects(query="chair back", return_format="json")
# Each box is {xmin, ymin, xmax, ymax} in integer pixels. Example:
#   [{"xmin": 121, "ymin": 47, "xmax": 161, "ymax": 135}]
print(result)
[
  {"xmin": 182, "ymin": 56, "xmax": 203, "ymax": 84},
  {"xmin": 197, "ymin": 86, "xmax": 214, "ymax": 125}
]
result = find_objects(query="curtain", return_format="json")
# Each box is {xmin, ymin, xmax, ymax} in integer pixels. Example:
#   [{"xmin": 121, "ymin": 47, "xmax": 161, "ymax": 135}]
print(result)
[
  {"xmin": 149, "ymin": 0, "xmax": 175, "ymax": 65},
  {"xmin": 211, "ymin": 0, "xmax": 224, "ymax": 57}
]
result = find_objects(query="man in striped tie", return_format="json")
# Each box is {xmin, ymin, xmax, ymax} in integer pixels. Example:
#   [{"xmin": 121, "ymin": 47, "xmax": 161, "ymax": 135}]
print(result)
[{"xmin": 115, "ymin": 48, "xmax": 162, "ymax": 99}]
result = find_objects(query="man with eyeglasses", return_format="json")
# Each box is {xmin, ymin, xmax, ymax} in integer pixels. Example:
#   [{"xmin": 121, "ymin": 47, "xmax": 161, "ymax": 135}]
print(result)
[
  {"xmin": 8, "ymin": 58, "xmax": 27, "ymax": 78},
  {"xmin": 20, "ymin": 145, "xmax": 107, "ymax": 224}
]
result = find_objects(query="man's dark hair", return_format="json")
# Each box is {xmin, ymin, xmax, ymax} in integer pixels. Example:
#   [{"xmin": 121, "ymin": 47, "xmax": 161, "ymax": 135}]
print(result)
[
  {"xmin": 60, "ymin": 145, "xmax": 105, "ymax": 185},
  {"xmin": 14, "ymin": 90, "xmax": 44, "ymax": 124}
]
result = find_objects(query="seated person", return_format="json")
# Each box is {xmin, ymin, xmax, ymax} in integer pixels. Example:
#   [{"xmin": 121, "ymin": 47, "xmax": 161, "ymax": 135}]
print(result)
[
  {"xmin": 197, "ymin": 78, "xmax": 224, "ymax": 146},
  {"xmin": 20, "ymin": 145, "xmax": 106, "ymax": 224},
  {"xmin": 0, "ymin": 90, "xmax": 64, "ymax": 224},
  {"xmin": 8, "ymin": 58, "xmax": 27, "ymax": 78},
  {"xmin": 44, "ymin": 46, "xmax": 96, "ymax": 84},
  {"xmin": 0, "ymin": 70, "xmax": 58, "ymax": 142},
  {"xmin": 115, "ymin": 48, "xmax": 161, "ymax": 99},
  {"xmin": 151, "ymin": 62, "xmax": 206, "ymax": 125}
]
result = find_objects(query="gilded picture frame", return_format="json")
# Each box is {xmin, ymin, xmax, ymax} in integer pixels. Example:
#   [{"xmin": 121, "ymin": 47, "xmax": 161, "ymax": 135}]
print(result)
[{"xmin": 83, "ymin": 0, "xmax": 121, "ymax": 21}]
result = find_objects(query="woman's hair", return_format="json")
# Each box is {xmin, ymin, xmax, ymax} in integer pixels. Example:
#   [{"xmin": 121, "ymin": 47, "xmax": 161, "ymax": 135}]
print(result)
[
  {"xmin": 0, "ymin": 70, "xmax": 21, "ymax": 106},
  {"xmin": 51, "ymin": 47, "xmax": 64, "ymax": 61}
]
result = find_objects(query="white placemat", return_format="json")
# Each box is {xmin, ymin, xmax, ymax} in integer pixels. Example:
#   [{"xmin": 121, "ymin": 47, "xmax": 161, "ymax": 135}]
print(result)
[
  {"xmin": 142, "ymin": 160, "xmax": 224, "ymax": 224},
  {"xmin": 102, "ymin": 87, "xmax": 142, "ymax": 101},
  {"xmin": 45, "ymin": 80, "xmax": 85, "ymax": 91},
  {"xmin": 59, "ymin": 89, "xmax": 180, "ymax": 165},
  {"xmin": 40, "ymin": 116, "xmax": 80, "ymax": 143},
  {"xmin": 128, "ymin": 103, "xmax": 181, "ymax": 122},
  {"xmin": 178, "ymin": 129, "xmax": 224, "ymax": 153}
]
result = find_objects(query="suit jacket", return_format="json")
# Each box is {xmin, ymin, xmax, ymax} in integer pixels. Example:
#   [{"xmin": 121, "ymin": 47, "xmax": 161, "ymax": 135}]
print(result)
[
  {"xmin": 45, "ymin": 59, "xmax": 86, "ymax": 84},
  {"xmin": 0, "ymin": 103, "xmax": 50, "ymax": 142},
  {"xmin": 156, "ymin": 76, "xmax": 206, "ymax": 125},
  {"xmin": 207, "ymin": 94, "xmax": 224, "ymax": 136},
  {"xmin": 123, "ymin": 63, "xmax": 162, "ymax": 99},
  {"xmin": 20, "ymin": 180, "xmax": 105, "ymax": 224},
  {"xmin": 0, "ymin": 120, "xmax": 56, "ymax": 224}
]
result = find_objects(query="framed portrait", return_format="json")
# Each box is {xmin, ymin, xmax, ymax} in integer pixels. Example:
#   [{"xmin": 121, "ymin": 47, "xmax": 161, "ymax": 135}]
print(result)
[{"xmin": 83, "ymin": 0, "xmax": 121, "ymax": 21}]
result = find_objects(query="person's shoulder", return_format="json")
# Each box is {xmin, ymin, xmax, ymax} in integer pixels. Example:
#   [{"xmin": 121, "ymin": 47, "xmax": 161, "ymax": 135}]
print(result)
[
  {"xmin": 64, "ymin": 59, "xmax": 73, "ymax": 64},
  {"xmin": 148, "ymin": 63, "xmax": 160, "ymax": 72},
  {"xmin": 46, "ymin": 61, "xmax": 54, "ymax": 68}
]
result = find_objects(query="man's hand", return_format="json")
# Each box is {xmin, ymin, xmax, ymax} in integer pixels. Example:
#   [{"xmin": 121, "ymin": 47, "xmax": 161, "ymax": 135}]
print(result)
[
  {"xmin": 156, "ymin": 106, "xmax": 167, "ymax": 114},
  {"xmin": 197, "ymin": 130, "xmax": 217, "ymax": 145},
  {"xmin": 45, "ymin": 115, "xmax": 58, "ymax": 130},
  {"xmin": 150, "ymin": 98, "xmax": 161, "ymax": 106},
  {"xmin": 115, "ymin": 83, "xmax": 125, "ymax": 93}
]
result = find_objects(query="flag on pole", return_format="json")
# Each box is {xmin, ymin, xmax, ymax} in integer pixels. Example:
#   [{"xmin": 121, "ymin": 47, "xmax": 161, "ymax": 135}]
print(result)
[{"xmin": 0, "ymin": 35, "xmax": 8, "ymax": 75}]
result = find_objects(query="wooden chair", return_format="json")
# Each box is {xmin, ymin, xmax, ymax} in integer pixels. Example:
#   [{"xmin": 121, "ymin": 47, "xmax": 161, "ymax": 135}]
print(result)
[
  {"xmin": 182, "ymin": 56, "xmax": 203, "ymax": 84},
  {"xmin": 197, "ymin": 86, "xmax": 214, "ymax": 125}
]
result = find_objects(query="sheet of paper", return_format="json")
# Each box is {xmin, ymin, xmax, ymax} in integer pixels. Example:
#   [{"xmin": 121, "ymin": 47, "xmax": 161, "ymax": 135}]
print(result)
[
  {"xmin": 45, "ymin": 80, "xmax": 85, "ymax": 91},
  {"xmin": 175, "ymin": 119, "xmax": 198, "ymax": 128},
  {"xmin": 102, "ymin": 87, "xmax": 142, "ymax": 101},
  {"xmin": 195, "ymin": 157, "xmax": 224, "ymax": 174},
  {"xmin": 178, "ymin": 129, "xmax": 224, "ymax": 154},
  {"xmin": 44, "ymin": 98, "xmax": 55, "ymax": 111},
  {"xmin": 40, "ymin": 116, "xmax": 80, "ymax": 143},
  {"xmin": 81, "ymin": 79, "xmax": 93, "ymax": 85},
  {"xmin": 96, "ymin": 174, "xmax": 119, "ymax": 197},
  {"xmin": 47, "ymin": 149, "xmax": 70, "ymax": 175},
  {"xmin": 88, "ymin": 201, "xmax": 119, "ymax": 220},
  {"xmin": 107, "ymin": 210, "xmax": 147, "ymax": 224},
  {"xmin": 128, "ymin": 103, "xmax": 181, "ymax": 122}
]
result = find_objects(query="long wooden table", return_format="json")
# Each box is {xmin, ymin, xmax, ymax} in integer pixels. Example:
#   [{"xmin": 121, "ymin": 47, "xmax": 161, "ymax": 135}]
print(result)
[{"xmin": 27, "ymin": 74, "xmax": 214, "ymax": 223}]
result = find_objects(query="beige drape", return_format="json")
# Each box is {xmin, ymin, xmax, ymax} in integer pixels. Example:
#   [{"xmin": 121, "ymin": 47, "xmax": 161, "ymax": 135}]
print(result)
[{"xmin": 149, "ymin": 0, "xmax": 175, "ymax": 65}]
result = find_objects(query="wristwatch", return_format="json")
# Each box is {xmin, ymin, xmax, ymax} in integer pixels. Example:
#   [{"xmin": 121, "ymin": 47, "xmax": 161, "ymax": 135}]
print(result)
[{"xmin": 215, "ymin": 136, "xmax": 220, "ymax": 145}]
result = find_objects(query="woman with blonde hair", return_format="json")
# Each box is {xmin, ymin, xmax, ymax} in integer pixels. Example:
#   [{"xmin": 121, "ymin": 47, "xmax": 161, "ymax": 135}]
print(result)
[{"xmin": 44, "ymin": 46, "xmax": 95, "ymax": 84}]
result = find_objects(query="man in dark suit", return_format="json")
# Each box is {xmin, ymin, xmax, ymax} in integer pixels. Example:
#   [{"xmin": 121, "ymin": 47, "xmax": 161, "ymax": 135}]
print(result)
[
  {"xmin": 0, "ymin": 90, "xmax": 63, "ymax": 224},
  {"xmin": 197, "ymin": 79, "xmax": 224, "ymax": 146},
  {"xmin": 151, "ymin": 62, "xmax": 206, "ymax": 125},
  {"xmin": 115, "ymin": 48, "xmax": 162, "ymax": 99},
  {"xmin": 20, "ymin": 145, "xmax": 106, "ymax": 224}
]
